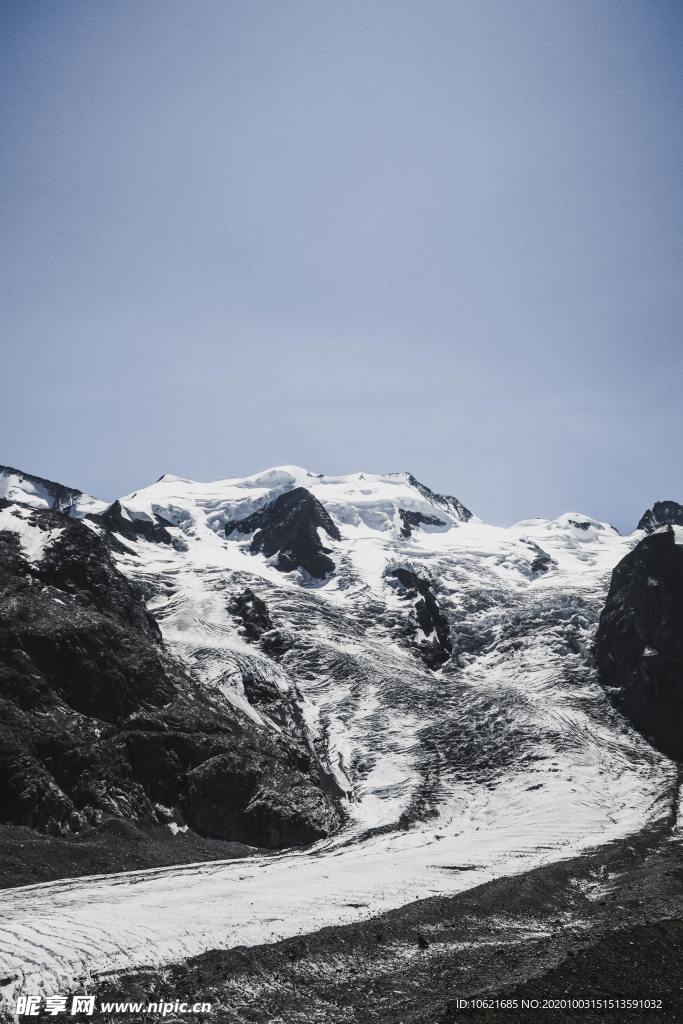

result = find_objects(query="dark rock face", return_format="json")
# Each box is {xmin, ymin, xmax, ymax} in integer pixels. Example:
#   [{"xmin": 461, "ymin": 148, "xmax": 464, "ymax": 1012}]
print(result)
[
  {"xmin": 595, "ymin": 528, "xmax": 683, "ymax": 760},
  {"xmin": 185, "ymin": 745, "xmax": 338, "ymax": 847},
  {"xmin": 397, "ymin": 509, "xmax": 446, "ymax": 538},
  {"xmin": 0, "ymin": 504, "xmax": 344, "ymax": 847},
  {"xmin": 389, "ymin": 568, "xmax": 452, "ymax": 668},
  {"xmin": 637, "ymin": 500, "xmax": 683, "ymax": 534},
  {"xmin": 525, "ymin": 542, "xmax": 558, "ymax": 577},
  {"xmin": 229, "ymin": 588, "xmax": 290, "ymax": 658},
  {"xmin": 0, "ymin": 819, "xmax": 254, "ymax": 889},
  {"xmin": 568, "ymin": 518, "xmax": 591, "ymax": 531},
  {"xmin": 89, "ymin": 500, "xmax": 175, "ymax": 546},
  {"xmin": 230, "ymin": 588, "xmax": 273, "ymax": 641},
  {"xmin": 225, "ymin": 487, "xmax": 342, "ymax": 579},
  {"xmin": 405, "ymin": 474, "xmax": 472, "ymax": 523}
]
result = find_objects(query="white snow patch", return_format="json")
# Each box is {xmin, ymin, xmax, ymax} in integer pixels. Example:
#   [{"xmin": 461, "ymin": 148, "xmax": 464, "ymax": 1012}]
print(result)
[
  {"xmin": 167, "ymin": 823, "xmax": 189, "ymax": 836},
  {"xmin": 0, "ymin": 505, "xmax": 63, "ymax": 562}
]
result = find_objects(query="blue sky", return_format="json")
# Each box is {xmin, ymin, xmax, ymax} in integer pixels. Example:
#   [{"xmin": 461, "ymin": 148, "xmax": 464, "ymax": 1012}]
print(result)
[{"xmin": 1, "ymin": 0, "xmax": 681, "ymax": 529}]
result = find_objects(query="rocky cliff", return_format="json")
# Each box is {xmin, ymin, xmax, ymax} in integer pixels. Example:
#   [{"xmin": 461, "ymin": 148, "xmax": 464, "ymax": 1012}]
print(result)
[
  {"xmin": 0, "ymin": 497, "xmax": 344, "ymax": 852},
  {"xmin": 596, "ymin": 526, "xmax": 683, "ymax": 761}
]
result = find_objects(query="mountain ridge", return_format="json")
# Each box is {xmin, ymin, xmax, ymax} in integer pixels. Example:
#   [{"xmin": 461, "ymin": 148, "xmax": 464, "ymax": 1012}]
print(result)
[{"xmin": 7, "ymin": 460, "xmax": 676, "ymax": 536}]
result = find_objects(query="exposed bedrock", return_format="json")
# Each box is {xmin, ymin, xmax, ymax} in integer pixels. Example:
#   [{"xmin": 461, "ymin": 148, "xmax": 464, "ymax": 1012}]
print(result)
[
  {"xmin": 225, "ymin": 486, "xmax": 341, "ymax": 578},
  {"xmin": 89, "ymin": 500, "xmax": 175, "ymax": 546},
  {"xmin": 229, "ymin": 588, "xmax": 291, "ymax": 658},
  {"xmin": 524, "ymin": 541, "xmax": 558, "ymax": 577},
  {"xmin": 0, "ymin": 507, "xmax": 344, "ymax": 846},
  {"xmin": 637, "ymin": 500, "xmax": 683, "ymax": 534},
  {"xmin": 595, "ymin": 527, "xmax": 683, "ymax": 760},
  {"xmin": 229, "ymin": 587, "xmax": 273, "ymax": 640},
  {"xmin": 405, "ymin": 473, "xmax": 473, "ymax": 523},
  {"xmin": 397, "ymin": 508, "xmax": 446, "ymax": 538},
  {"xmin": 389, "ymin": 568, "xmax": 453, "ymax": 668}
]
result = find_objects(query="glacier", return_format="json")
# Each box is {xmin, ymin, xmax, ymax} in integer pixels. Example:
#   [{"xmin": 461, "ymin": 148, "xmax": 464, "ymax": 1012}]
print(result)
[{"xmin": 0, "ymin": 465, "xmax": 676, "ymax": 1003}]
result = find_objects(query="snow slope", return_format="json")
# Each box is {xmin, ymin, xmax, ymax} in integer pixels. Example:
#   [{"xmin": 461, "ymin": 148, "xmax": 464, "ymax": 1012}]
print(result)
[
  {"xmin": 0, "ymin": 504, "xmax": 64, "ymax": 563},
  {"xmin": 0, "ymin": 466, "xmax": 674, "ymax": 1001},
  {"xmin": 0, "ymin": 465, "xmax": 105, "ymax": 516}
]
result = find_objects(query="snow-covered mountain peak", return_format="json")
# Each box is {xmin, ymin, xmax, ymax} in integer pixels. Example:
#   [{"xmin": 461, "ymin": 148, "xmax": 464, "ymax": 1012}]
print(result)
[
  {"xmin": 117, "ymin": 465, "xmax": 474, "ymax": 544},
  {"xmin": 0, "ymin": 464, "xmax": 105, "ymax": 515}
]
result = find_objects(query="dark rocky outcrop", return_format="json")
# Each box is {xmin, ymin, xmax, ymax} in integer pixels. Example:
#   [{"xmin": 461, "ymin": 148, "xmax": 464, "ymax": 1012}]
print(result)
[
  {"xmin": 389, "ymin": 568, "xmax": 452, "ymax": 668},
  {"xmin": 525, "ymin": 541, "xmax": 558, "ymax": 577},
  {"xmin": 397, "ymin": 509, "xmax": 446, "ymax": 538},
  {"xmin": 184, "ymin": 745, "xmax": 338, "ymax": 848},
  {"xmin": 229, "ymin": 588, "xmax": 291, "ymax": 658},
  {"xmin": 89, "ymin": 500, "xmax": 175, "ymax": 545},
  {"xmin": 229, "ymin": 588, "xmax": 273, "ymax": 641},
  {"xmin": 567, "ymin": 518, "xmax": 591, "ymax": 531},
  {"xmin": 0, "ymin": 819, "xmax": 253, "ymax": 889},
  {"xmin": 637, "ymin": 500, "xmax": 683, "ymax": 534},
  {"xmin": 595, "ymin": 527, "xmax": 683, "ymax": 760},
  {"xmin": 405, "ymin": 473, "xmax": 472, "ymax": 523},
  {"xmin": 225, "ymin": 487, "xmax": 342, "ymax": 579},
  {"xmin": 0, "ymin": 505, "xmax": 344, "ymax": 847}
]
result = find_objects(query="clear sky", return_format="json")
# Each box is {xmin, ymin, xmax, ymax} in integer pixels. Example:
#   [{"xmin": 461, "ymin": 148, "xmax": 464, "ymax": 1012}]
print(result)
[{"xmin": 1, "ymin": 1, "xmax": 681, "ymax": 530}]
